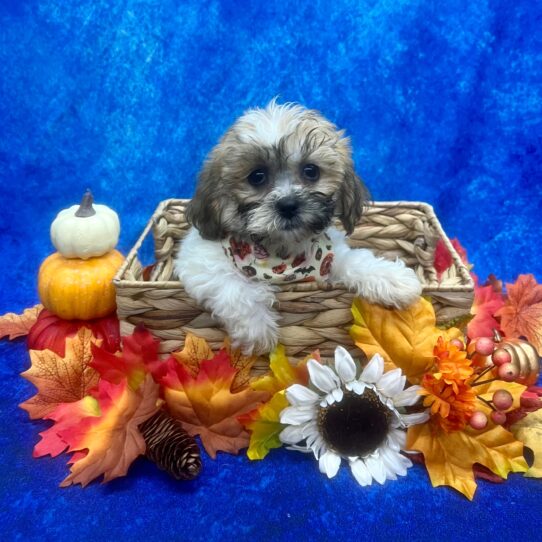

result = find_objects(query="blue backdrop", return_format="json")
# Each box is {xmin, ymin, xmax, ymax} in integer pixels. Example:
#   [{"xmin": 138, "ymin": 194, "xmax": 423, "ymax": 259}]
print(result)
[{"xmin": 1, "ymin": 1, "xmax": 541, "ymax": 540}]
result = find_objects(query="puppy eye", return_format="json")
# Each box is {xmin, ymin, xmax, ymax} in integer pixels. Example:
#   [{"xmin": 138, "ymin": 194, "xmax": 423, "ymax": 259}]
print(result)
[
  {"xmin": 247, "ymin": 168, "xmax": 268, "ymax": 187},
  {"xmin": 302, "ymin": 164, "xmax": 320, "ymax": 181}
]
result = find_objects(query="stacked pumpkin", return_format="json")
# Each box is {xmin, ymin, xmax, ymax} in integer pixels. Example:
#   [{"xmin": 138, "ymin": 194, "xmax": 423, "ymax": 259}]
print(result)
[
  {"xmin": 38, "ymin": 190, "xmax": 123, "ymax": 321},
  {"xmin": 28, "ymin": 191, "xmax": 123, "ymax": 354}
]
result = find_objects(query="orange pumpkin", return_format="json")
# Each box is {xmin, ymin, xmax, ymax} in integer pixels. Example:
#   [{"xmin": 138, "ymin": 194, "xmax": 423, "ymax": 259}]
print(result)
[{"xmin": 38, "ymin": 250, "xmax": 124, "ymax": 320}]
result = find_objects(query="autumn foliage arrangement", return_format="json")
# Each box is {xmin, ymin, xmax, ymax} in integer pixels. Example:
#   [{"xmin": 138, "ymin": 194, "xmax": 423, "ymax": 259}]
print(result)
[{"xmin": 0, "ymin": 237, "xmax": 541, "ymax": 499}]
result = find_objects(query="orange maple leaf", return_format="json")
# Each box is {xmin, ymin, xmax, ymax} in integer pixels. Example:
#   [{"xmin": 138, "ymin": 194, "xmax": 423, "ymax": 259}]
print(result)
[
  {"xmin": 496, "ymin": 274, "xmax": 542, "ymax": 354},
  {"xmin": 34, "ymin": 374, "xmax": 159, "ymax": 487},
  {"xmin": 0, "ymin": 304, "xmax": 43, "ymax": 340},
  {"xmin": 172, "ymin": 333, "xmax": 214, "ymax": 375},
  {"xmin": 154, "ymin": 351, "xmax": 269, "ymax": 458},
  {"xmin": 172, "ymin": 333, "xmax": 257, "ymax": 392},
  {"xmin": 20, "ymin": 328, "xmax": 100, "ymax": 419}
]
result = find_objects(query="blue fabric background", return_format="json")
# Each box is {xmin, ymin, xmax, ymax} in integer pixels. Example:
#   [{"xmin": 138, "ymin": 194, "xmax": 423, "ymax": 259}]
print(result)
[{"xmin": 1, "ymin": 0, "xmax": 541, "ymax": 540}]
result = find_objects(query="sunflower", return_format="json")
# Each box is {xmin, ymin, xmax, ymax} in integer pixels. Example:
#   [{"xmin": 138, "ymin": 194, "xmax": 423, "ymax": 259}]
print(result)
[{"xmin": 279, "ymin": 347, "xmax": 428, "ymax": 486}]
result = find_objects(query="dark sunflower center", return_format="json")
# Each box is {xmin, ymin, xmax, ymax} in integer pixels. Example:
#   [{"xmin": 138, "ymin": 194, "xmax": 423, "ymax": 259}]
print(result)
[{"xmin": 319, "ymin": 389, "xmax": 392, "ymax": 457}]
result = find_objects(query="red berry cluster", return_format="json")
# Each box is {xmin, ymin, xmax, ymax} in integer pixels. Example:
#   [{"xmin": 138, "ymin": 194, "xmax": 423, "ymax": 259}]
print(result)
[{"xmin": 453, "ymin": 336, "xmax": 518, "ymax": 431}]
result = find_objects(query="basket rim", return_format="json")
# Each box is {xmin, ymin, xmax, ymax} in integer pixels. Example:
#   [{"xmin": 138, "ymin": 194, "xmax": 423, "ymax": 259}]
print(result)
[{"xmin": 113, "ymin": 198, "xmax": 475, "ymax": 292}]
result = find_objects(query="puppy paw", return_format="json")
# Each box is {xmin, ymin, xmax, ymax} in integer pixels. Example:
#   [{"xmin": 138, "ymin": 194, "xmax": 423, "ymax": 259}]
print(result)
[
  {"xmin": 357, "ymin": 262, "xmax": 422, "ymax": 310},
  {"xmin": 228, "ymin": 305, "xmax": 279, "ymax": 355}
]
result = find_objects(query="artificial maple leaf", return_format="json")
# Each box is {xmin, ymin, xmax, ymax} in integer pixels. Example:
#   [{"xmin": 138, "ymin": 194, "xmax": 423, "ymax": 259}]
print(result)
[
  {"xmin": 222, "ymin": 337, "xmax": 258, "ymax": 392},
  {"xmin": 434, "ymin": 238, "xmax": 470, "ymax": 281},
  {"xmin": 20, "ymin": 328, "xmax": 100, "ymax": 420},
  {"xmin": 350, "ymin": 297, "xmax": 463, "ymax": 384},
  {"xmin": 27, "ymin": 309, "xmax": 120, "ymax": 357},
  {"xmin": 250, "ymin": 344, "xmax": 310, "ymax": 395},
  {"xmin": 510, "ymin": 408, "xmax": 542, "ymax": 478},
  {"xmin": 434, "ymin": 239, "xmax": 454, "ymax": 279},
  {"xmin": 496, "ymin": 274, "xmax": 542, "ymax": 354},
  {"xmin": 172, "ymin": 333, "xmax": 213, "ymax": 376},
  {"xmin": 410, "ymin": 452, "xmax": 505, "ymax": 484},
  {"xmin": 407, "ymin": 422, "xmax": 527, "ymax": 500},
  {"xmin": 91, "ymin": 324, "xmax": 160, "ymax": 390},
  {"xmin": 153, "ymin": 351, "xmax": 269, "ymax": 458},
  {"xmin": 467, "ymin": 283, "xmax": 504, "ymax": 340},
  {"xmin": 172, "ymin": 334, "xmax": 256, "ymax": 392},
  {"xmin": 239, "ymin": 391, "xmax": 289, "ymax": 460},
  {"xmin": 34, "ymin": 375, "xmax": 159, "ymax": 487},
  {"xmin": 0, "ymin": 304, "xmax": 43, "ymax": 340}
]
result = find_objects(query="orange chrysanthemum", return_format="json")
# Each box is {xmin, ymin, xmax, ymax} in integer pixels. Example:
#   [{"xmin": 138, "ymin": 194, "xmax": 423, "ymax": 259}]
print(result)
[
  {"xmin": 419, "ymin": 337, "xmax": 476, "ymax": 432},
  {"xmin": 433, "ymin": 337, "xmax": 474, "ymax": 391}
]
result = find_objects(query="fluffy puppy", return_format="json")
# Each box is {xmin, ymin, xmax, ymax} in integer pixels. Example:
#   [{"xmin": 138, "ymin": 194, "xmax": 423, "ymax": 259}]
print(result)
[{"xmin": 175, "ymin": 101, "xmax": 421, "ymax": 353}]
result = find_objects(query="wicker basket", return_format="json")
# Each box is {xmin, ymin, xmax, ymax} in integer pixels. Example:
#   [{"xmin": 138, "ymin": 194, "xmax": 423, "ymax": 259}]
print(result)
[{"xmin": 114, "ymin": 199, "xmax": 474, "ymax": 367}]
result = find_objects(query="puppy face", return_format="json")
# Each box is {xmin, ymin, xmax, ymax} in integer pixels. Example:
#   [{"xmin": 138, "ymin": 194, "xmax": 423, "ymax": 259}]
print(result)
[{"xmin": 187, "ymin": 101, "xmax": 369, "ymax": 242}]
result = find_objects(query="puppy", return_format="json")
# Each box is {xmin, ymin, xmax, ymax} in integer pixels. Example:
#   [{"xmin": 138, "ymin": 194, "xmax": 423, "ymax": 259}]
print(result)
[{"xmin": 175, "ymin": 101, "xmax": 421, "ymax": 353}]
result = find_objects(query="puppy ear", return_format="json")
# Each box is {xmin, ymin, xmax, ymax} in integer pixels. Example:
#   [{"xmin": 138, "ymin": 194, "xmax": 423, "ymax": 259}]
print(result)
[
  {"xmin": 336, "ymin": 166, "xmax": 370, "ymax": 235},
  {"xmin": 185, "ymin": 157, "xmax": 227, "ymax": 240}
]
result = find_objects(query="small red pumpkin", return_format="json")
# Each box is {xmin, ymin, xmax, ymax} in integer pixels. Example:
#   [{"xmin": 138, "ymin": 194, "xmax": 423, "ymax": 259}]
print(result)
[{"xmin": 27, "ymin": 309, "xmax": 121, "ymax": 357}]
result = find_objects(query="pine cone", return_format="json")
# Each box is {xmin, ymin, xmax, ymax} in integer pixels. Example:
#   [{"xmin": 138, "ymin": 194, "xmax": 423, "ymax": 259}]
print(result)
[{"xmin": 139, "ymin": 411, "xmax": 202, "ymax": 480}]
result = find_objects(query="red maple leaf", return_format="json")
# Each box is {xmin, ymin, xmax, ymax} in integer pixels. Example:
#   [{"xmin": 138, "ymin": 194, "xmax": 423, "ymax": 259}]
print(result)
[
  {"xmin": 467, "ymin": 283, "xmax": 505, "ymax": 340},
  {"xmin": 434, "ymin": 238, "xmax": 470, "ymax": 281},
  {"xmin": 91, "ymin": 325, "xmax": 161, "ymax": 390},
  {"xmin": 27, "ymin": 310, "xmax": 120, "ymax": 357}
]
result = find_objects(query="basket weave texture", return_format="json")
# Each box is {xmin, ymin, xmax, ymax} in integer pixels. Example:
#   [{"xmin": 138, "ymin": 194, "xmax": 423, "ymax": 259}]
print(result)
[{"xmin": 114, "ymin": 199, "xmax": 474, "ymax": 365}]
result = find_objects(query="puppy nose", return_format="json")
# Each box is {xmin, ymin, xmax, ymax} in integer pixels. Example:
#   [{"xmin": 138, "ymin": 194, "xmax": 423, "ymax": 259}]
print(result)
[{"xmin": 276, "ymin": 196, "xmax": 300, "ymax": 219}]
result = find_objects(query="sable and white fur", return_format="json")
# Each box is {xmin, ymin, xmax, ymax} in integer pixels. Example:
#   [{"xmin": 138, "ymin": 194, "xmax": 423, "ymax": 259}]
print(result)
[{"xmin": 175, "ymin": 101, "xmax": 422, "ymax": 353}]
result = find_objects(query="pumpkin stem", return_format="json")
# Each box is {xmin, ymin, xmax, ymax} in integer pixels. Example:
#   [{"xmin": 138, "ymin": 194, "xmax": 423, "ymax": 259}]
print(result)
[{"xmin": 75, "ymin": 189, "xmax": 97, "ymax": 217}]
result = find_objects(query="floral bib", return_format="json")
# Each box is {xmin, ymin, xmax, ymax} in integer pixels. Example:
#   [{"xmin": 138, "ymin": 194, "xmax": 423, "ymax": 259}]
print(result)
[{"xmin": 221, "ymin": 233, "xmax": 334, "ymax": 284}]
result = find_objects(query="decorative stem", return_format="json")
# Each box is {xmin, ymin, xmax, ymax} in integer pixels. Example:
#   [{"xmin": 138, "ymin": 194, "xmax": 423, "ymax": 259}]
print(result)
[
  {"xmin": 472, "ymin": 377, "xmax": 498, "ymax": 387},
  {"xmin": 476, "ymin": 395, "xmax": 496, "ymax": 411},
  {"xmin": 472, "ymin": 364, "xmax": 495, "ymax": 384},
  {"xmin": 75, "ymin": 189, "xmax": 96, "ymax": 217}
]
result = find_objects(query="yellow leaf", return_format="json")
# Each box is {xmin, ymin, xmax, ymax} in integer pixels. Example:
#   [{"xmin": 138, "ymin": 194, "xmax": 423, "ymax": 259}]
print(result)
[
  {"xmin": 474, "ymin": 380, "xmax": 526, "ymax": 414},
  {"xmin": 0, "ymin": 304, "xmax": 43, "ymax": 340},
  {"xmin": 251, "ymin": 344, "xmax": 309, "ymax": 394},
  {"xmin": 242, "ymin": 392, "xmax": 289, "ymax": 460},
  {"xmin": 407, "ymin": 422, "xmax": 528, "ymax": 500},
  {"xmin": 350, "ymin": 297, "xmax": 459, "ymax": 383},
  {"xmin": 511, "ymin": 409, "xmax": 542, "ymax": 477}
]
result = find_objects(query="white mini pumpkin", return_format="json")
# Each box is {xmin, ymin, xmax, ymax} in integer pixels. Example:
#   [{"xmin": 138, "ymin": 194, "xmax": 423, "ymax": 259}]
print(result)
[{"xmin": 50, "ymin": 190, "xmax": 120, "ymax": 259}]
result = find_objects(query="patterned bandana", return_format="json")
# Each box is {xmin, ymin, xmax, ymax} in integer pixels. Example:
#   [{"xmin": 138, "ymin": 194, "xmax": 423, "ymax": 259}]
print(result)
[{"xmin": 221, "ymin": 233, "xmax": 334, "ymax": 284}]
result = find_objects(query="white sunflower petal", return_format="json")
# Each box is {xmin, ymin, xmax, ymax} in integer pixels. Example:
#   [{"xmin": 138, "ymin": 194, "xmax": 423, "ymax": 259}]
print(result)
[
  {"xmin": 360, "ymin": 353, "xmax": 384, "ymax": 383},
  {"xmin": 334, "ymin": 346, "xmax": 357, "ymax": 384},
  {"xmin": 286, "ymin": 384, "xmax": 320, "ymax": 407},
  {"xmin": 307, "ymin": 359, "xmax": 340, "ymax": 393},
  {"xmin": 387, "ymin": 428, "xmax": 407, "ymax": 451},
  {"xmin": 285, "ymin": 445, "xmax": 312, "ymax": 453},
  {"xmin": 401, "ymin": 411, "xmax": 430, "ymax": 426},
  {"xmin": 379, "ymin": 446, "xmax": 411, "ymax": 478},
  {"xmin": 332, "ymin": 387, "xmax": 344, "ymax": 403},
  {"xmin": 377, "ymin": 369, "xmax": 406, "ymax": 398},
  {"xmin": 319, "ymin": 450, "xmax": 341, "ymax": 478},
  {"xmin": 279, "ymin": 424, "xmax": 305, "ymax": 445},
  {"xmin": 393, "ymin": 385, "xmax": 423, "ymax": 407},
  {"xmin": 365, "ymin": 453, "xmax": 387, "ymax": 485},
  {"xmin": 350, "ymin": 459, "xmax": 373, "ymax": 486},
  {"xmin": 350, "ymin": 380, "xmax": 366, "ymax": 395},
  {"xmin": 280, "ymin": 405, "xmax": 315, "ymax": 425}
]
